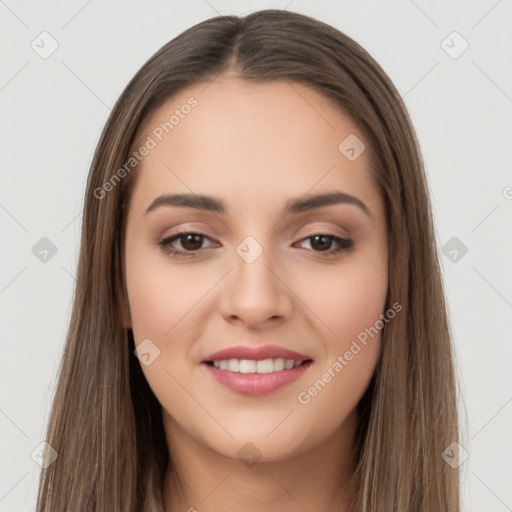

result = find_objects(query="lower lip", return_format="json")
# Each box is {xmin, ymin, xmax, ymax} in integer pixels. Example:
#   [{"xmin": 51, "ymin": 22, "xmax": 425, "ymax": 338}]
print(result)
[{"xmin": 202, "ymin": 361, "xmax": 313, "ymax": 396}]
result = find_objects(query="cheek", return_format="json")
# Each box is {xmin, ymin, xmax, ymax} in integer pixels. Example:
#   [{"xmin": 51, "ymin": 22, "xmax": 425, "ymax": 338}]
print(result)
[
  {"xmin": 126, "ymin": 270, "xmax": 175, "ymax": 339},
  {"xmin": 293, "ymin": 283, "xmax": 386, "ymax": 439},
  {"xmin": 327, "ymin": 270, "xmax": 387, "ymax": 342},
  {"xmin": 124, "ymin": 237, "xmax": 194, "ymax": 339},
  {"xmin": 124, "ymin": 248, "xmax": 198, "ymax": 409},
  {"xmin": 299, "ymin": 253, "xmax": 388, "ymax": 349},
  {"xmin": 292, "ymin": 250, "xmax": 387, "ymax": 410}
]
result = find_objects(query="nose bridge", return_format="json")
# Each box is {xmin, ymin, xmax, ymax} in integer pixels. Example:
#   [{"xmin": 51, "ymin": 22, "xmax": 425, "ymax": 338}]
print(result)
[{"xmin": 220, "ymin": 234, "xmax": 292, "ymax": 325}]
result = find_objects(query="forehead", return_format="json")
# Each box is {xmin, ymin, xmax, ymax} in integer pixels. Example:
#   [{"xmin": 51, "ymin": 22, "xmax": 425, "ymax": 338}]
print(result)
[{"xmin": 128, "ymin": 77, "xmax": 382, "ymax": 219}]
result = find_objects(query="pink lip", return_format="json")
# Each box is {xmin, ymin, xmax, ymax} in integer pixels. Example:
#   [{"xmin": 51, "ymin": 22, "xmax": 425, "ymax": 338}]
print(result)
[
  {"xmin": 202, "ymin": 344, "xmax": 311, "ymax": 363},
  {"xmin": 203, "ymin": 360, "xmax": 313, "ymax": 396}
]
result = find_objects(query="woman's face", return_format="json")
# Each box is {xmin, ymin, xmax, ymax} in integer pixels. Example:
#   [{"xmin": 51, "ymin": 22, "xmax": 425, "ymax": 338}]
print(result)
[{"xmin": 123, "ymin": 76, "xmax": 388, "ymax": 462}]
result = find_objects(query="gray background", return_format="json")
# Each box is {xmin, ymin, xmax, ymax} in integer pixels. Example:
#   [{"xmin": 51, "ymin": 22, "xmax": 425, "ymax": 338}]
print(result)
[{"xmin": 1, "ymin": 1, "xmax": 511, "ymax": 510}]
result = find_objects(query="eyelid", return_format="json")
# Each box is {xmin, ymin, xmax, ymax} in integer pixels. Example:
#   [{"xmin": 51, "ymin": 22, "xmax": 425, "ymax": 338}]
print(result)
[
  {"xmin": 296, "ymin": 225, "xmax": 349, "ymax": 238},
  {"xmin": 157, "ymin": 223, "xmax": 213, "ymax": 242}
]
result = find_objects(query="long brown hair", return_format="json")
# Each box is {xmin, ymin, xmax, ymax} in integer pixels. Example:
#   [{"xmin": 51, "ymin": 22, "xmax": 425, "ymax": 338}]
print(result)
[{"xmin": 36, "ymin": 9, "xmax": 461, "ymax": 511}]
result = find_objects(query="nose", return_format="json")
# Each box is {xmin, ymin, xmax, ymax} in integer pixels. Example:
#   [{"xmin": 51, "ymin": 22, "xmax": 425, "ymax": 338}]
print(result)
[{"xmin": 219, "ymin": 244, "xmax": 293, "ymax": 329}]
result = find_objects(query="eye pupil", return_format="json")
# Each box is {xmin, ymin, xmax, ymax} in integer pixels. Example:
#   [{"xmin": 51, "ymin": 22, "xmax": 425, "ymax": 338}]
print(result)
[
  {"xmin": 311, "ymin": 235, "xmax": 332, "ymax": 251},
  {"xmin": 181, "ymin": 234, "xmax": 203, "ymax": 251}
]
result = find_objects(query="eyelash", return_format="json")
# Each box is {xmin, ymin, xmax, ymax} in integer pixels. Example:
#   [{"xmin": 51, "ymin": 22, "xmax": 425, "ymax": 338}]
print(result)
[{"xmin": 157, "ymin": 231, "xmax": 354, "ymax": 258}]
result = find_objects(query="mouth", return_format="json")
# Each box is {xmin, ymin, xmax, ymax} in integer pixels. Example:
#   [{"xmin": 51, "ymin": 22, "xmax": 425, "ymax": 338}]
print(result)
[{"xmin": 201, "ymin": 358, "xmax": 314, "ymax": 396}]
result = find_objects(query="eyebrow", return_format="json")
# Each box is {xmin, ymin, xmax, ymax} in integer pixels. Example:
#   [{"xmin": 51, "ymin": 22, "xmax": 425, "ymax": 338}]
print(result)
[{"xmin": 144, "ymin": 191, "xmax": 372, "ymax": 218}]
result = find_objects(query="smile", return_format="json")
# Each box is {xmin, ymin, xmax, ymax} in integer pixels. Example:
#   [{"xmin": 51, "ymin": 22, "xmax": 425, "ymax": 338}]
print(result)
[{"xmin": 202, "ymin": 358, "xmax": 313, "ymax": 396}]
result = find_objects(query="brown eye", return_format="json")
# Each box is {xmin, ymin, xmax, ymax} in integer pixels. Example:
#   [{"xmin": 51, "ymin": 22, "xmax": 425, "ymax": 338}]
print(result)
[
  {"xmin": 177, "ymin": 233, "xmax": 205, "ymax": 251},
  {"xmin": 310, "ymin": 234, "xmax": 334, "ymax": 251},
  {"xmin": 158, "ymin": 231, "xmax": 214, "ymax": 257},
  {"xmin": 296, "ymin": 234, "xmax": 353, "ymax": 255}
]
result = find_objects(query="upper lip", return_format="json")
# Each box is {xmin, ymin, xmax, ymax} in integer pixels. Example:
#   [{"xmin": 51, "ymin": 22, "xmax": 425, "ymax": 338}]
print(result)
[{"xmin": 202, "ymin": 344, "xmax": 311, "ymax": 362}]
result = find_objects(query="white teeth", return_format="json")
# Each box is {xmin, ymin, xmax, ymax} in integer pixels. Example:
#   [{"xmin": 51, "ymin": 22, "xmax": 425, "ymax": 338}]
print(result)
[
  {"xmin": 273, "ymin": 358, "xmax": 285, "ymax": 371},
  {"xmin": 284, "ymin": 359, "xmax": 295, "ymax": 370},
  {"xmin": 256, "ymin": 358, "xmax": 274, "ymax": 374},
  {"xmin": 211, "ymin": 358, "xmax": 304, "ymax": 373},
  {"xmin": 239, "ymin": 359, "xmax": 256, "ymax": 373}
]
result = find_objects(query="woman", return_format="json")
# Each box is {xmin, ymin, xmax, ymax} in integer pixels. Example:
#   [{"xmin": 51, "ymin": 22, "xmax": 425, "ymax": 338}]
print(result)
[{"xmin": 36, "ymin": 9, "xmax": 461, "ymax": 511}]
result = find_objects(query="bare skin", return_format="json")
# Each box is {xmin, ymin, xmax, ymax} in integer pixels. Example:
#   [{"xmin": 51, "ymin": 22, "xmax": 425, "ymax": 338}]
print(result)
[{"xmin": 122, "ymin": 74, "xmax": 388, "ymax": 512}]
